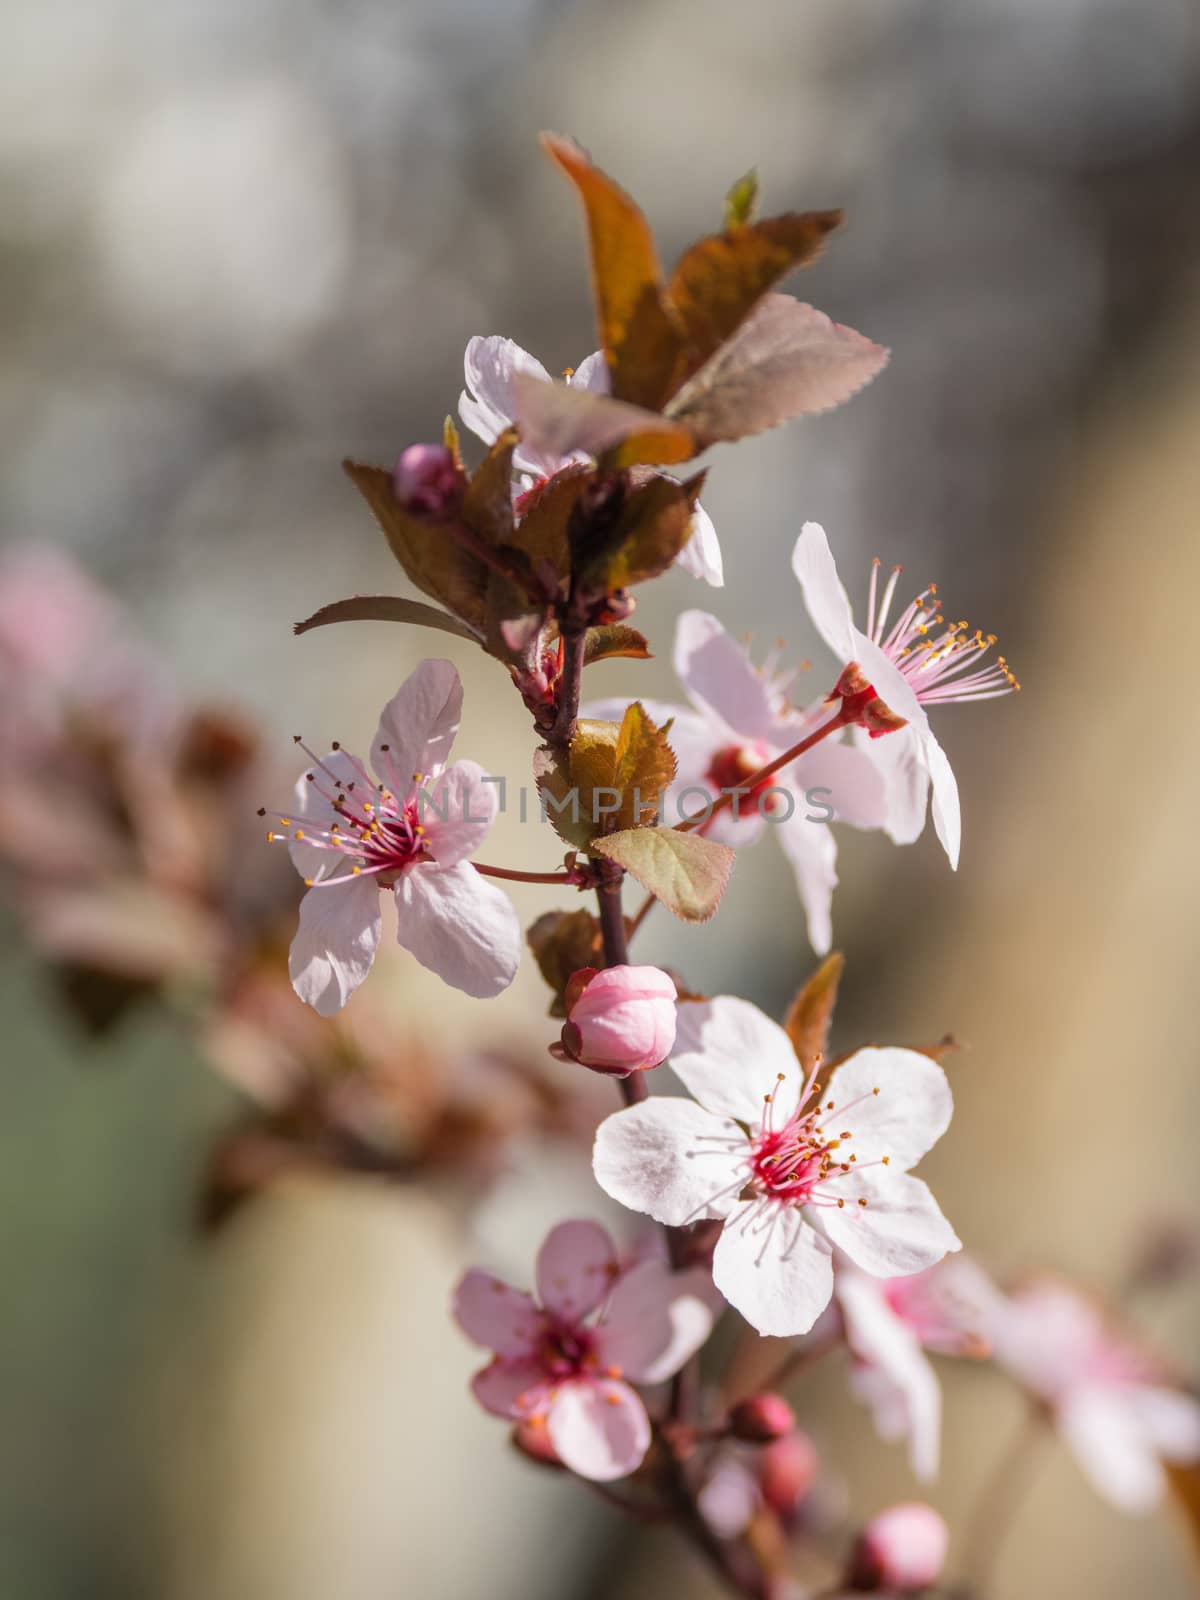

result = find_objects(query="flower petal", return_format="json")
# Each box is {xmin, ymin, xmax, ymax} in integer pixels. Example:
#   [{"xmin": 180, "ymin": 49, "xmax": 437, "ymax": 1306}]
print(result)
[
  {"xmin": 819, "ymin": 1170, "xmax": 961, "ymax": 1279},
  {"xmin": 371, "ymin": 658, "xmax": 463, "ymax": 794},
  {"xmin": 594, "ymin": 1259, "xmax": 716, "ymax": 1385},
  {"xmin": 470, "ymin": 1358, "xmax": 549, "ymax": 1419},
  {"xmin": 421, "ymin": 758, "xmax": 496, "ymax": 867},
  {"xmin": 675, "ymin": 504, "xmax": 725, "ymax": 587},
  {"xmin": 922, "ymin": 729, "xmax": 961, "ymax": 870},
  {"xmin": 546, "ymin": 1379, "xmax": 651, "ymax": 1482},
  {"xmin": 792, "ymin": 737, "xmax": 888, "ymax": 830},
  {"xmin": 393, "ymin": 860, "xmax": 520, "ymax": 998},
  {"xmin": 592, "ymin": 1098, "xmax": 750, "ymax": 1227},
  {"xmin": 534, "ymin": 1220, "xmax": 619, "ymax": 1322},
  {"xmin": 288, "ymin": 878, "xmax": 381, "ymax": 1016},
  {"xmin": 671, "ymin": 995, "xmax": 802, "ymax": 1123},
  {"xmin": 673, "ymin": 611, "xmax": 779, "ymax": 742},
  {"xmin": 791, "ymin": 523, "xmax": 857, "ymax": 663},
  {"xmin": 1058, "ymin": 1389, "xmax": 1167, "ymax": 1513},
  {"xmin": 712, "ymin": 1200, "xmax": 834, "ymax": 1336},
  {"xmin": 287, "ymin": 750, "xmax": 363, "ymax": 882},
  {"xmin": 836, "ymin": 1267, "xmax": 941, "ymax": 1481},
  {"xmin": 452, "ymin": 1269, "xmax": 542, "ymax": 1356},
  {"xmin": 824, "ymin": 1048, "xmax": 954, "ymax": 1171},
  {"xmin": 1127, "ymin": 1385, "xmax": 1200, "ymax": 1463},
  {"xmin": 460, "ymin": 335, "xmax": 551, "ymax": 441},
  {"xmin": 774, "ymin": 808, "xmax": 838, "ymax": 956},
  {"xmin": 852, "ymin": 724, "xmax": 930, "ymax": 847},
  {"xmin": 569, "ymin": 350, "xmax": 610, "ymax": 394}
]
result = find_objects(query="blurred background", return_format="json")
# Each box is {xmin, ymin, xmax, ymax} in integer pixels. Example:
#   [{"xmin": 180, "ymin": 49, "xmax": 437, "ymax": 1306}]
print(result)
[{"xmin": 3, "ymin": 0, "xmax": 1200, "ymax": 1595}]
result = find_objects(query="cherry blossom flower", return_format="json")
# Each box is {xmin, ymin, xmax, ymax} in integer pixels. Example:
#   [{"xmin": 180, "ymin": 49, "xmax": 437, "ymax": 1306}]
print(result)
[
  {"xmin": 555, "ymin": 964, "xmax": 678, "ymax": 1077},
  {"xmin": 593, "ymin": 996, "xmax": 960, "ymax": 1337},
  {"xmin": 983, "ymin": 1276, "xmax": 1200, "ymax": 1512},
  {"xmin": 453, "ymin": 1218, "xmax": 715, "ymax": 1481},
  {"xmin": 833, "ymin": 1257, "xmax": 992, "ymax": 1481},
  {"xmin": 792, "ymin": 522, "xmax": 1018, "ymax": 869},
  {"xmin": 458, "ymin": 334, "xmax": 723, "ymax": 585},
  {"xmin": 583, "ymin": 610, "xmax": 887, "ymax": 953},
  {"xmin": 267, "ymin": 658, "xmax": 520, "ymax": 1012},
  {"xmin": 850, "ymin": 1502, "xmax": 948, "ymax": 1592}
]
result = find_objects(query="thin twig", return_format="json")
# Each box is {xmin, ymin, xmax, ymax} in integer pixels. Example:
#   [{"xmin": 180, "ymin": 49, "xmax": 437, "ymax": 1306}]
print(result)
[
  {"xmin": 674, "ymin": 710, "xmax": 849, "ymax": 834},
  {"xmin": 959, "ymin": 1404, "xmax": 1047, "ymax": 1595}
]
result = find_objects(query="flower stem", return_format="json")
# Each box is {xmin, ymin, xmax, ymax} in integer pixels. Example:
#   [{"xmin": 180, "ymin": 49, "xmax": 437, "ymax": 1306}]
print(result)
[
  {"xmin": 551, "ymin": 621, "xmax": 587, "ymax": 748},
  {"xmin": 959, "ymin": 1404, "xmax": 1047, "ymax": 1595},
  {"xmin": 674, "ymin": 709, "xmax": 849, "ymax": 834},
  {"xmin": 472, "ymin": 862, "xmax": 579, "ymax": 885}
]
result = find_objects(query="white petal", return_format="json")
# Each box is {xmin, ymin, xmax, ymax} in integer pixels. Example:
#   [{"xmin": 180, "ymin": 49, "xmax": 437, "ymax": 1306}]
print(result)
[
  {"xmin": 671, "ymin": 995, "xmax": 802, "ymax": 1123},
  {"xmin": 534, "ymin": 1220, "xmax": 619, "ymax": 1322},
  {"xmin": 675, "ymin": 504, "xmax": 725, "ymax": 587},
  {"xmin": 595, "ymin": 1259, "xmax": 716, "ymax": 1385},
  {"xmin": 1059, "ymin": 1390, "xmax": 1167, "ymax": 1513},
  {"xmin": 852, "ymin": 724, "xmax": 930, "ymax": 847},
  {"xmin": 461, "ymin": 334, "xmax": 551, "ymax": 438},
  {"xmin": 421, "ymin": 758, "xmax": 496, "ymax": 867},
  {"xmin": 453, "ymin": 1270, "xmax": 542, "ymax": 1356},
  {"xmin": 791, "ymin": 523, "xmax": 857, "ymax": 662},
  {"xmin": 546, "ymin": 1379, "xmax": 651, "ymax": 1482},
  {"xmin": 592, "ymin": 1098, "xmax": 750, "ymax": 1227},
  {"xmin": 856, "ymin": 633, "xmax": 925, "ymax": 729},
  {"xmin": 372, "ymin": 659, "xmax": 463, "ymax": 793},
  {"xmin": 569, "ymin": 350, "xmax": 610, "ymax": 393},
  {"xmin": 820, "ymin": 1170, "xmax": 961, "ymax": 1279},
  {"xmin": 922, "ymin": 729, "xmax": 961, "ymax": 870},
  {"xmin": 836, "ymin": 1267, "xmax": 941, "ymax": 1480},
  {"xmin": 774, "ymin": 809, "xmax": 838, "ymax": 956},
  {"xmin": 287, "ymin": 750, "xmax": 364, "ymax": 882},
  {"xmin": 712, "ymin": 1200, "xmax": 834, "ymax": 1336},
  {"xmin": 824, "ymin": 1048, "xmax": 954, "ymax": 1171},
  {"xmin": 673, "ymin": 611, "xmax": 779, "ymax": 741},
  {"xmin": 393, "ymin": 860, "xmax": 520, "ymax": 998},
  {"xmin": 287, "ymin": 878, "xmax": 381, "ymax": 1016},
  {"xmin": 792, "ymin": 737, "xmax": 888, "ymax": 830},
  {"xmin": 1127, "ymin": 1385, "xmax": 1200, "ymax": 1463}
]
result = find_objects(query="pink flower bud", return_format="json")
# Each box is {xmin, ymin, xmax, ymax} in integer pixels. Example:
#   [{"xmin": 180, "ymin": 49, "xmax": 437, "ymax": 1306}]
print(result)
[
  {"xmin": 849, "ymin": 1503, "xmax": 948, "ymax": 1592},
  {"xmin": 511, "ymin": 1417, "xmax": 563, "ymax": 1470},
  {"xmin": 728, "ymin": 1392, "xmax": 796, "ymax": 1443},
  {"xmin": 759, "ymin": 1430, "xmax": 818, "ymax": 1517},
  {"xmin": 555, "ymin": 965, "xmax": 677, "ymax": 1077},
  {"xmin": 391, "ymin": 443, "xmax": 462, "ymax": 517}
]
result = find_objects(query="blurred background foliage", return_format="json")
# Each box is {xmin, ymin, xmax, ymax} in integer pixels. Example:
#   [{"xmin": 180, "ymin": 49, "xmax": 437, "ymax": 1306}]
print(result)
[{"xmin": 2, "ymin": 0, "xmax": 1200, "ymax": 1595}]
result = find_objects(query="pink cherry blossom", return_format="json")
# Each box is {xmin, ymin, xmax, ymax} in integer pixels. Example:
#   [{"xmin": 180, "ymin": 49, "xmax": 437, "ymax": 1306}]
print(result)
[
  {"xmin": 983, "ymin": 1276, "xmax": 1200, "ymax": 1513},
  {"xmin": 833, "ymin": 1257, "xmax": 993, "ymax": 1481},
  {"xmin": 556, "ymin": 964, "xmax": 678, "ymax": 1076},
  {"xmin": 583, "ymin": 609, "xmax": 887, "ymax": 953},
  {"xmin": 792, "ymin": 522, "xmax": 1018, "ymax": 870},
  {"xmin": 593, "ymin": 996, "xmax": 960, "ymax": 1337},
  {"xmin": 267, "ymin": 658, "xmax": 520, "ymax": 1012},
  {"xmin": 458, "ymin": 334, "xmax": 723, "ymax": 585},
  {"xmin": 453, "ymin": 1218, "xmax": 716, "ymax": 1481}
]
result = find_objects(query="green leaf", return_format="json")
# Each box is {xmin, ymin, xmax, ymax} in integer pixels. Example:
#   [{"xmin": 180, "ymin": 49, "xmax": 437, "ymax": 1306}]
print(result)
[
  {"xmin": 342, "ymin": 460, "xmax": 488, "ymax": 631},
  {"xmin": 583, "ymin": 624, "xmax": 652, "ymax": 665},
  {"xmin": 293, "ymin": 594, "xmax": 481, "ymax": 641},
  {"xmin": 723, "ymin": 169, "xmax": 759, "ymax": 230},
  {"xmin": 613, "ymin": 703, "xmax": 675, "ymax": 831},
  {"xmin": 540, "ymin": 132, "xmax": 680, "ymax": 410},
  {"xmin": 783, "ymin": 951, "xmax": 844, "ymax": 1074},
  {"xmin": 589, "ymin": 827, "xmax": 734, "ymax": 922}
]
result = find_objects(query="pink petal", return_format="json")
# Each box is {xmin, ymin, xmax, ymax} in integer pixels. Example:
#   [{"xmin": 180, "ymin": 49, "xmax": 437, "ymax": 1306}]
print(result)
[
  {"xmin": 673, "ymin": 611, "xmax": 779, "ymax": 742},
  {"xmin": 851, "ymin": 724, "xmax": 930, "ymax": 847},
  {"xmin": 287, "ymin": 750, "xmax": 363, "ymax": 883},
  {"xmin": 534, "ymin": 1220, "xmax": 619, "ymax": 1322},
  {"xmin": 1059, "ymin": 1390, "xmax": 1168, "ymax": 1513},
  {"xmin": 546, "ymin": 1379, "xmax": 652, "ymax": 1482},
  {"xmin": 420, "ymin": 759, "xmax": 496, "ymax": 868},
  {"xmin": 287, "ymin": 878, "xmax": 381, "ymax": 1016},
  {"xmin": 671, "ymin": 996, "xmax": 801, "ymax": 1124},
  {"xmin": 837, "ymin": 1267, "xmax": 941, "ymax": 1481},
  {"xmin": 568, "ymin": 350, "xmax": 610, "ymax": 394},
  {"xmin": 371, "ymin": 659, "xmax": 463, "ymax": 796},
  {"xmin": 393, "ymin": 860, "xmax": 520, "ymax": 998},
  {"xmin": 460, "ymin": 334, "xmax": 551, "ymax": 444},
  {"xmin": 712, "ymin": 1200, "xmax": 835, "ymax": 1337},
  {"xmin": 470, "ymin": 1358, "xmax": 549, "ymax": 1419},
  {"xmin": 774, "ymin": 809, "xmax": 838, "ymax": 956},
  {"xmin": 452, "ymin": 1268, "xmax": 542, "ymax": 1356},
  {"xmin": 792, "ymin": 737, "xmax": 888, "ymax": 831},
  {"xmin": 922, "ymin": 730, "xmax": 961, "ymax": 870},
  {"xmin": 824, "ymin": 1048, "xmax": 954, "ymax": 1171},
  {"xmin": 594, "ymin": 1259, "xmax": 715, "ymax": 1385}
]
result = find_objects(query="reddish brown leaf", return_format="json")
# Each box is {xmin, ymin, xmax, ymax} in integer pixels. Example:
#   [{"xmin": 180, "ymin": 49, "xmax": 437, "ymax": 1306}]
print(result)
[
  {"xmin": 583, "ymin": 624, "xmax": 652, "ymax": 665},
  {"xmin": 463, "ymin": 428, "xmax": 518, "ymax": 545},
  {"xmin": 512, "ymin": 373, "xmax": 695, "ymax": 470},
  {"xmin": 784, "ymin": 951, "xmax": 844, "ymax": 1074},
  {"xmin": 294, "ymin": 595, "xmax": 481, "ymax": 642}
]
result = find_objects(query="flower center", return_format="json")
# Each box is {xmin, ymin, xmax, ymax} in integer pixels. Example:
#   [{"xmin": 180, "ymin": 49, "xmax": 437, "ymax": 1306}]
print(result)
[
  {"xmin": 538, "ymin": 1319, "xmax": 595, "ymax": 1381},
  {"xmin": 747, "ymin": 1072, "xmax": 887, "ymax": 1213},
  {"xmin": 865, "ymin": 560, "xmax": 1019, "ymax": 706},
  {"xmin": 262, "ymin": 738, "xmax": 431, "ymax": 888},
  {"xmin": 706, "ymin": 742, "xmax": 783, "ymax": 810}
]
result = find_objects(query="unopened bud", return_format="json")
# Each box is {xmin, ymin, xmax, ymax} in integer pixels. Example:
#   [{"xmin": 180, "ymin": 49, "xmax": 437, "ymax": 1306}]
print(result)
[
  {"xmin": 392, "ymin": 443, "xmax": 462, "ymax": 518},
  {"xmin": 511, "ymin": 1417, "xmax": 563, "ymax": 1469},
  {"xmin": 552, "ymin": 964, "xmax": 677, "ymax": 1077},
  {"xmin": 759, "ymin": 1430, "xmax": 818, "ymax": 1517},
  {"xmin": 849, "ymin": 1503, "xmax": 948, "ymax": 1592},
  {"xmin": 728, "ymin": 1392, "xmax": 796, "ymax": 1443}
]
